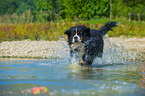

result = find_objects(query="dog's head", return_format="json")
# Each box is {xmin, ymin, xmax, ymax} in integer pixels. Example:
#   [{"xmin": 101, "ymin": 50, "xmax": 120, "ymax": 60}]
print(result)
[{"xmin": 64, "ymin": 25, "xmax": 90, "ymax": 44}]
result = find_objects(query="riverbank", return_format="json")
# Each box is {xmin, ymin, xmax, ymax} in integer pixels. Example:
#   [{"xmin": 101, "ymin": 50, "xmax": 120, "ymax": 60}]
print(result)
[
  {"xmin": 108, "ymin": 37, "xmax": 145, "ymax": 52},
  {"xmin": 108, "ymin": 37, "xmax": 145, "ymax": 61},
  {"xmin": 0, "ymin": 39, "xmax": 69, "ymax": 59},
  {"xmin": 0, "ymin": 37, "xmax": 145, "ymax": 61}
]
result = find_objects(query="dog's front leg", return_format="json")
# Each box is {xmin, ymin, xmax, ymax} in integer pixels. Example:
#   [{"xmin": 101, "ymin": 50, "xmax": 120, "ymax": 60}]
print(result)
[
  {"xmin": 79, "ymin": 60, "xmax": 86, "ymax": 66},
  {"xmin": 70, "ymin": 49, "xmax": 74, "ymax": 57},
  {"xmin": 79, "ymin": 54, "xmax": 94, "ymax": 66}
]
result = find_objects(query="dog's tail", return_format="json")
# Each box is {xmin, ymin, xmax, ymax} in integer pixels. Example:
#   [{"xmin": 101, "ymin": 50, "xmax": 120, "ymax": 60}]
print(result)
[{"xmin": 98, "ymin": 22, "xmax": 119, "ymax": 36}]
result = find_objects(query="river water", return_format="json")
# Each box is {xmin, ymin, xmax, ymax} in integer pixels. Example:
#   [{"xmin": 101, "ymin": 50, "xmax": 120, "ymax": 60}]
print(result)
[{"xmin": 0, "ymin": 39, "xmax": 145, "ymax": 96}]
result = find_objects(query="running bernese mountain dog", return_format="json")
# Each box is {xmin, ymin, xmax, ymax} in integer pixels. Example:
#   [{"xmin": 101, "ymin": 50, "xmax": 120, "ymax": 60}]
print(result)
[{"xmin": 64, "ymin": 22, "xmax": 118, "ymax": 66}]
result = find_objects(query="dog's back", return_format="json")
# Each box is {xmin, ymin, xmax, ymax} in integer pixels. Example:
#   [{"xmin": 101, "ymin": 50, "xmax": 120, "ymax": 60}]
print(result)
[{"xmin": 85, "ymin": 22, "xmax": 118, "ymax": 57}]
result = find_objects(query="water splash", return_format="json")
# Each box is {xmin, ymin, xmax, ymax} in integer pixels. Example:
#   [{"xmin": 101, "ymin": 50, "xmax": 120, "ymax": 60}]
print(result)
[
  {"xmin": 58, "ymin": 37, "xmax": 140, "ymax": 66},
  {"xmin": 94, "ymin": 37, "xmax": 138, "ymax": 65}
]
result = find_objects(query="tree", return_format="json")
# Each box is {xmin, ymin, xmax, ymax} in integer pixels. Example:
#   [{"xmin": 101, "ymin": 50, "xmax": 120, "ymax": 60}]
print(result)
[
  {"xmin": 61, "ymin": 0, "xmax": 110, "ymax": 20},
  {"xmin": 16, "ymin": 0, "xmax": 35, "ymax": 15},
  {"xmin": 34, "ymin": 0, "xmax": 61, "ymax": 22},
  {"xmin": 0, "ymin": 0, "xmax": 18, "ymax": 14},
  {"xmin": 0, "ymin": 0, "xmax": 35, "ymax": 15},
  {"xmin": 112, "ymin": 0, "xmax": 145, "ymax": 19}
]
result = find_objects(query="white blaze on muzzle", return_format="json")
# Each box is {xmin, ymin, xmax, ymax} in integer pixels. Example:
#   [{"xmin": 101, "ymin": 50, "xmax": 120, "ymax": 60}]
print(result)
[{"xmin": 72, "ymin": 28, "xmax": 81, "ymax": 43}]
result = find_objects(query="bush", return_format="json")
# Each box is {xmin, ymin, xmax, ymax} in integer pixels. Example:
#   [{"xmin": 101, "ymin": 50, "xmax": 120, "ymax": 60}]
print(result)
[
  {"xmin": 0, "ymin": 18, "xmax": 145, "ymax": 42},
  {"xmin": 61, "ymin": 0, "xmax": 110, "ymax": 20}
]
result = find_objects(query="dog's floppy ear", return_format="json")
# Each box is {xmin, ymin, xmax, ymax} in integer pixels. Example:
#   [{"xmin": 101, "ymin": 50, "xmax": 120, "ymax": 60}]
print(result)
[
  {"xmin": 64, "ymin": 29, "xmax": 71, "ymax": 35},
  {"xmin": 83, "ymin": 27, "xmax": 90, "ymax": 37}
]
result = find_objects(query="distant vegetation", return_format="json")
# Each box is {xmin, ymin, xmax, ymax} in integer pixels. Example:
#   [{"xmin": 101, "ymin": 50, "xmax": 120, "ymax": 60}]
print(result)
[
  {"xmin": 0, "ymin": 17, "xmax": 144, "ymax": 42},
  {"xmin": 0, "ymin": 0, "xmax": 145, "ymax": 22},
  {"xmin": 0, "ymin": 0, "xmax": 145, "ymax": 42}
]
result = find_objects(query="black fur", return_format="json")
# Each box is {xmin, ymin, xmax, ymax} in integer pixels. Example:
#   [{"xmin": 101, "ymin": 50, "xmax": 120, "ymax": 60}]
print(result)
[{"xmin": 64, "ymin": 22, "xmax": 118, "ymax": 66}]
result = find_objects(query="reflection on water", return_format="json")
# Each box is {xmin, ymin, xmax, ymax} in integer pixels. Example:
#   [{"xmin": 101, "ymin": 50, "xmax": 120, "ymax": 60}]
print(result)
[{"xmin": 0, "ymin": 39, "xmax": 145, "ymax": 95}]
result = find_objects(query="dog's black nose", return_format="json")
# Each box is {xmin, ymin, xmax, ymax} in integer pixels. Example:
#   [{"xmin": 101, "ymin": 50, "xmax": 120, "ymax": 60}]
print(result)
[
  {"xmin": 74, "ymin": 37, "xmax": 78, "ymax": 40},
  {"xmin": 74, "ymin": 37, "xmax": 78, "ymax": 42}
]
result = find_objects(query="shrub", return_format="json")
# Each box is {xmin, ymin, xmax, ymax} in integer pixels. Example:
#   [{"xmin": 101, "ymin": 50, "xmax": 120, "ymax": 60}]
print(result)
[{"xmin": 0, "ymin": 18, "xmax": 145, "ymax": 42}]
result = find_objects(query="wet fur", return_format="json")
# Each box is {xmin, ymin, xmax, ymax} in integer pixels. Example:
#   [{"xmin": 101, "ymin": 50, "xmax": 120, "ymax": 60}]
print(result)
[{"xmin": 64, "ymin": 22, "xmax": 118, "ymax": 66}]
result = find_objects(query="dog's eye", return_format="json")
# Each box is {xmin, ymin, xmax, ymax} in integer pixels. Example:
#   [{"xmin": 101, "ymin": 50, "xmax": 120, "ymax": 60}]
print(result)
[
  {"xmin": 77, "ymin": 32, "xmax": 79, "ymax": 34},
  {"xmin": 73, "ymin": 32, "xmax": 75, "ymax": 34}
]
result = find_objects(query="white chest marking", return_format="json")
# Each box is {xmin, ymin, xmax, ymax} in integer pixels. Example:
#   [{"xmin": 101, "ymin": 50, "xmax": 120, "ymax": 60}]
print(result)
[{"xmin": 71, "ymin": 42, "xmax": 84, "ymax": 57}]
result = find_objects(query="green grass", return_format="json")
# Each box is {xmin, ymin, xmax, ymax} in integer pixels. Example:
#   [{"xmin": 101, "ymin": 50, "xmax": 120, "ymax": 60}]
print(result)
[{"xmin": 0, "ymin": 17, "xmax": 145, "ymax": 42}]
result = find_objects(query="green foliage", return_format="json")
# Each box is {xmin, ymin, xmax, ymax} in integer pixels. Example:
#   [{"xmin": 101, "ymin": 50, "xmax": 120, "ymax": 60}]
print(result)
[
  {"xmin": 34, "ymin": 0, "xmax": 61, "ymax": 22},
  {"xmin": 0, "ymin": 0, "xmax": 17, "ymax": 14},
  {"xmin": 0, "ymin": 18, "xmax": 145, "ymax": 42},
  {"xmin": 0, "ymin": 9, "xmax": 33, "ymax": 24},
  {"xmin": 61, "ymin": 0, "xmax": 110, "ymax": 20},
  {"xmin": 16, "ymin": 2, "xmax": 33, "ymax": 15},
  {"xmin": 112, "ymin": 0, "xmax": 145, "ymax": 19},
  {"xmin": 0, "ymin": 0, "xmax": 145, "ymax": 42},
  {"xmin": 0, "ymin": 0, "xmax": 145, "ymax": 22},
  {"xmin": 0, "ymin": 0, "xmax": 35, "ymax": 15}
]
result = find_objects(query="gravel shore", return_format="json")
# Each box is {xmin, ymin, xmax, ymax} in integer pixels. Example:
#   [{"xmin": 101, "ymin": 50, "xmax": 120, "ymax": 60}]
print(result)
[
  {"xmin": 0, "ymin": 37, "xmax": 145, "ymax": 60},
  {"xmin": 108, "ymin": 37, "xmax": 145, "ymax": 52},
  {"xmin": 0, "ymin": 40, "xmax": 69, "ymax": 59}
]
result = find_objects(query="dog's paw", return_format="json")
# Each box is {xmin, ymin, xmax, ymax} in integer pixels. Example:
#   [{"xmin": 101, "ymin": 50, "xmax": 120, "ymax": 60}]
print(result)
[
  {"xmin": 79, "ymin": 60, "xmax": 86, "ymax": 66},
  {"xmin": 79, "ymin": 60, "xmax": 92, "ymax": 66}
]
